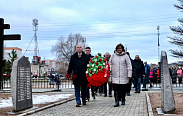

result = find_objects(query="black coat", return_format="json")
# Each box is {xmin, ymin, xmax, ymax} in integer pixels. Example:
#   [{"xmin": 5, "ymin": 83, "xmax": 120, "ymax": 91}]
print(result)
[
  {"xmin": 67, "ymin": 51, "xmax": 90, "ymax": 85},
  {"xmin": 133, "ymin": 59, "xmax": 145, "ymax": 78}
]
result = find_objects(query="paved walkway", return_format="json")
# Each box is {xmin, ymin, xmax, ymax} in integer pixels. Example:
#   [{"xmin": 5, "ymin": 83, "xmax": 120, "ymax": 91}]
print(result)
[{"xmin": 30, "ymin": 91, "xmax": 148, "ymax": 116}]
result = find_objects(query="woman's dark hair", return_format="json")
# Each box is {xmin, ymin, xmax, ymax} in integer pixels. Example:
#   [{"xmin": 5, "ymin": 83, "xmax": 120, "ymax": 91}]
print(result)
[{"xmin": 115, "ymin": 43, "xmax": 125, "ymax": 52}]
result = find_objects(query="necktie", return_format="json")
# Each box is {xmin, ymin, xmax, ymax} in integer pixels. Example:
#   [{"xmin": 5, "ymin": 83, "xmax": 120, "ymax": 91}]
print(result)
[{"xmin": 79, "ymin": 53, "xmax": 81, "ymax": 58}]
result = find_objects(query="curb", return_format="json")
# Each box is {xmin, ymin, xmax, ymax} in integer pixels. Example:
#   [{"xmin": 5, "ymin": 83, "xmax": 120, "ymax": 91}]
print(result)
[
  {"xmin": 146, "ymin": 92, "xmax": 154, "ymax": 116},
  {"xmin": 18, "ymin": 97, "xmax": 75, "ymax": 116}
]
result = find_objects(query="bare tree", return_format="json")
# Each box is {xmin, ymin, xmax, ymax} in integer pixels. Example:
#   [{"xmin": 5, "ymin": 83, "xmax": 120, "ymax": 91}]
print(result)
[
  {"xmin": 169, "ymin": 0, "xmax": 183, "ymax": 58},
  {"xmin": 52, "ymin": 33, "xmax": 86, "ymax": 62}
]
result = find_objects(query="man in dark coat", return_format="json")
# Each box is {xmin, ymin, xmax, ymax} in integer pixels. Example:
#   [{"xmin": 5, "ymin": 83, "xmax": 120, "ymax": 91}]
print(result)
[
  {"xmin": 67, "ymin": 44, "xmax": 90, "ymax": 107},
  {"xmin": 133, "ymin": 55, "xmax": 145, "ymax": 93},
  {"xmin": 126, "ymin": 52, "xmax": 134, "ymax": 96},
  {"xmin": 85, "ymin": 47, "xmax": 95, "ymax": 100}
]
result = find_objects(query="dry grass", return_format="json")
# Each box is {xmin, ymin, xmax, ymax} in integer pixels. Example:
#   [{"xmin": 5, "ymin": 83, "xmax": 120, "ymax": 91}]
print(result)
[{"xmin": 149, "ymin": 92, "xmax": 183, "ymax": 116}]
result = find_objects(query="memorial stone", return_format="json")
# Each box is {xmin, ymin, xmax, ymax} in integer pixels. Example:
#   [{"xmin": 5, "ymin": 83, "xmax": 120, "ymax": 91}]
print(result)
[
  {"xmin": 11, "ymin": 56, "xmax": 32, "ymax": 111},
  {"xmin": 160, "ymin": 51, "xmax": 175, "ymax": 112}
]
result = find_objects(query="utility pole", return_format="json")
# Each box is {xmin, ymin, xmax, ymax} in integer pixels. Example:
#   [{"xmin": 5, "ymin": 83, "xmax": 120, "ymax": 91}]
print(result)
[
  {"xmin": 157, "ymin": 26, "xmax": 160, "ymax": 62},
  {"xmin": 125, "ymin": 44, "xmax": 129, "ymax": 52},
  {"xmin": 33, "ymin": 19, "xmax": 38, "ymax": 63}
]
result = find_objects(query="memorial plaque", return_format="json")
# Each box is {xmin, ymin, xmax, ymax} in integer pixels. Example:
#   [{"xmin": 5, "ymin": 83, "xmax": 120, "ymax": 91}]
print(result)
[
  {"xmin": 160, "ymin": 51, "xmax": 175, "ymax": 112},
  {"xmin": 11, "ymin": 56, "xmax": 32, "ymax": 111}
]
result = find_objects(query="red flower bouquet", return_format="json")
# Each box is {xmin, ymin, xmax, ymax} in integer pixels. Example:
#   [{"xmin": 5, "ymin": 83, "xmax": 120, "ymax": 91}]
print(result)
[
  {"xmin": 66, "ymin": 74, "xmax": 77, "ymax": 80},
  {"xmin": 86, "ymin": 55, "xmax": 110, "ymax": 87}
]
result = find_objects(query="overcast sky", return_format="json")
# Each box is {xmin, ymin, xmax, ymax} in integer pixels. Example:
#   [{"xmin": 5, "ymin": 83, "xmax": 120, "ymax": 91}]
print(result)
[{"xmin": 1, "ymin": 0, "xmax": 183, "ymax": 64}]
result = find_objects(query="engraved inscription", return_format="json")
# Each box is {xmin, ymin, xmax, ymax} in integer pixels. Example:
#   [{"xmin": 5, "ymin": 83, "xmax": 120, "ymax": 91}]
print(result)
[{"xmin": 17, "ymin": 67, "xmax": 31, "ymax": 101}]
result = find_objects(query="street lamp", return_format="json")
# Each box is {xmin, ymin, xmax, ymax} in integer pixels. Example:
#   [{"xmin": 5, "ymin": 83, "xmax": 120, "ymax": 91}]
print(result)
[
  {"xmin": 125, "ymin": 44, "xmax": 129, "ymax": 52},
  {"xmin": 157, "ymin": 26, "xmax": 160, "ymax": 61}
]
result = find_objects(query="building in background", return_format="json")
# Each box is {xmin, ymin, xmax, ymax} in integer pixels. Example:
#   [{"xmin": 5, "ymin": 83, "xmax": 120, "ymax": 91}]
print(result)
[
  {"xmin": 44, "ymin": 60, "xmax": 68, "ymax": 75},
  {"xmin": 4, "ymin": 47, "xmax": 22, "ymax": 61},
  {"xmin": 45, "ymin": 60, "xmax": 56, "ymax": 72}
]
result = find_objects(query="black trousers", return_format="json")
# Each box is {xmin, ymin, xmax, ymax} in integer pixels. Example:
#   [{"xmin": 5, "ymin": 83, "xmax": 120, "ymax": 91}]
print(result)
[
  {"xmin": 126, "ymin": 79, "xmax": 132, "ymax": 93},
  {"xmin": 113, "ymin": 84, "xmax": 127, "ymax": 101},
  {"xmin": 103, "ymin": 82, "xmax": 112, "ymax": 95},
  {"xmin": 91, "ymin": 85, "xmax": 97, "ymax": 96}
]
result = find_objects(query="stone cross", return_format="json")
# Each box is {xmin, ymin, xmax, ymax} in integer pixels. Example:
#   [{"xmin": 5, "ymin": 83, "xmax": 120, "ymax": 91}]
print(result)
[
  {"xmin": 0, "ymin": 18, "xmax": 21, "ymax": 89},
  {"xmin": 160, "ymin": 51, "xmax": 175, "ymax": 112}
]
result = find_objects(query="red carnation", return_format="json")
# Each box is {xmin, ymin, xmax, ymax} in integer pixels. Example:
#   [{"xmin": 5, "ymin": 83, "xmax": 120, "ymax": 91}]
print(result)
[
  {"xmin": 99, "ymin": 58, "xmax": 102, "ymax": 62},
  {"xmin": 98, "ymin": 66, "xmax": 101, "ymax": 69},
  {"xmin": 96, "ymin": 62, "xmax": 98, "ymax": 65},
  {"xmin": 71, "ymin": 74, "xmax": 77, "ymax": 80},
  {"xmin": 104, "ymin": 59, "xmax": 106, "ymax": 62},
  {"xmin": 90, "ymin": 70, "xmax": 92, "ymax": 73},
  {"xmin": 88, "ymin": 66, "xmax": 91, "ymax": 68},
  {"xmin": 95, "ymin": 56, "xmax": 98, "ymax": 58},
  {"xmin": 66, "ymin": 74, "xmax": 71, "ymax": 79},
  {"xmin": 91, "ymin": 61, "xmax": 94, "ymax": 63}
]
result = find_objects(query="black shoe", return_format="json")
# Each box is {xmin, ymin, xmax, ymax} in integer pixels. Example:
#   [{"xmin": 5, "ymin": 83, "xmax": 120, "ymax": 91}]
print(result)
[
  {"xmin": 121, "ymin": 100, "xmax": 125, "ymax": 105},
  {"xmin": 114, "ymin": 102, "xmax": 119, "ymax": 107},
  {"xmin": 109, "ymin": 94, "xmax": 112, "ymax": 97},
  {"xmin": 104, "ymin": 94, "xmax": 107, "ymax": 97},
  {"xmin": 134, "ymin": 91, "xmax": 140, "ymax": 93},
  {"xmin": 76, "ymin": 103, "xmax": 81, "ymax": 107},
  {"xmin": 149, "ymin": 85, "xmax": 153, "ymax": 88},
  {"xmin": 126, "ymin": 93, "xmax": 130, "ymax": 96},
  {"xmin": 83, "ymin": 101, "xmax": 86, "ymax": 105}
]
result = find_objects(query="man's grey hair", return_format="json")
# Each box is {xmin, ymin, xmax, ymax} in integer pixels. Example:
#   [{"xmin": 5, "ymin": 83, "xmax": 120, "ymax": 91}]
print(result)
[{"xmin": 105, "ymin": 52, "xmax": 110, "ymax": 56}]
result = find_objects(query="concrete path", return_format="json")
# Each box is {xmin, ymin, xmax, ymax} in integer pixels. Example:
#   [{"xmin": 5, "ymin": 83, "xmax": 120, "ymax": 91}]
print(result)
[{"xmin": 30, "ymin": 91, "xmax": 148, "ymax": 116}]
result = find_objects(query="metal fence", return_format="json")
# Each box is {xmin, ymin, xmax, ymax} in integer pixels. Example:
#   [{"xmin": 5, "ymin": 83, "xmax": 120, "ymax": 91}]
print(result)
[
  {"xmin": 0, "ymin": 77, "xmax": 182, "ymax": 90},
  {"xmin": 31, "ymin": 77, "xmax": 74, "ymax": 89},
  {"xmin": 0, "ymin": 77, "xmax": 74, "ymax": 90}
]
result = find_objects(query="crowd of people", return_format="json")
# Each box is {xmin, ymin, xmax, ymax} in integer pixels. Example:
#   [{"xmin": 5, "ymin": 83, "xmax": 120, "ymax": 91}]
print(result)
[
  {"xmin": 66, "ymin": 43, "xmax": 182, "ymax": 107},
  {"xmin": 169, "ymin": 66, "xmax": 183, "ymax": 84}
]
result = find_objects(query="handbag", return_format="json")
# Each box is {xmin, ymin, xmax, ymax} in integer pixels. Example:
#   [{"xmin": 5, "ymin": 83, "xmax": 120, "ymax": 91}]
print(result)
[{"xmin": 108, "ymin": 72, "xmax": 112, "ymax": 84}]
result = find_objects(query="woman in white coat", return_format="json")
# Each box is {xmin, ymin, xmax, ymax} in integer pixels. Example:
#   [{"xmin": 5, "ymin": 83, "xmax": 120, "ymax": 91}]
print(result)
[{"xmin": 109, "ymin": 43, "xmax": 132, "ymax": 107}]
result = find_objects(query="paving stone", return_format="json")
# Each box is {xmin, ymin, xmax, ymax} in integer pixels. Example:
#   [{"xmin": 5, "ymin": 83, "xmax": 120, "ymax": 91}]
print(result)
[{"xmin": 30, "ymin": 91, "xmax": 148, "ymax": 116}]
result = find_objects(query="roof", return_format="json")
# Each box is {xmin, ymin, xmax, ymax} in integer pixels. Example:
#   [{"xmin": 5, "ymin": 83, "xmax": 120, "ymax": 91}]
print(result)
[{"xmin": 4, "ymin": 47, "xmax": 22, "ymax": 51}]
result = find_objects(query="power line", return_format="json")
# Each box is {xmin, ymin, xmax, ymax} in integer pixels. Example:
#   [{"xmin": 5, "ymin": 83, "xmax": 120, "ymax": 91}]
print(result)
[
  {"xmin": 9, "ymin": 13, "xmax": 182, "ymax": 26},
  {"xmin": 23, "ymin": 35, "xmax": 35, "ymax": 56}
]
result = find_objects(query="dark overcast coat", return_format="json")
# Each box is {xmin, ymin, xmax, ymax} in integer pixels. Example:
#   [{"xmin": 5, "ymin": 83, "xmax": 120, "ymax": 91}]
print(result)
[{"xmin": 67, "ymin": 51, "xmax": 90, "ymax": 86}]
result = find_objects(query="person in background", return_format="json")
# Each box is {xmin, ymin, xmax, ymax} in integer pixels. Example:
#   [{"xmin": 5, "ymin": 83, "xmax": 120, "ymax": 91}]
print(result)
[
  {"xmin": 126, "ymin": 52, "xmax": 134, "ymax": 96},
  {"xmin": 67, "ymin": 44, "xmax": 90, "ymax": 107},
  {"xmin": 149, "ymin": 67, "xmax": 154, "ymax": 86},
  {"xmin": 143, "ymin": 62, "xmax": 153, "ymax": 88},
  {"xmin": 85, "ymin": 47, "xmax": 96, "ymax": 100},
  {"xmin": 133, "ymin": 55, "xmax": 145, "ymax": 93},
  {"xmin": 109, "ymin": 43, "xmax": 132, "ymax": 107},
  {"xmin": 49, "ymin": 68, "xmax": 55, "ymax": 85},
  {"xmin": 177, "ymin": 66, "xmax": 182, "ymax": 84},
  {"xmin": 171, "ymin": 66, "xmax": 177, "ymax": 84},
  {"xmin": 96, "ymin": 53, "xmax": 103, "ymax": 96},
  {"xmin": 33, "ymin": 72, "xmax": 37, "ymax": 78},
  {"xmin": 103, "ymin": 52, "xmax": 112, "ymax": 97},
  {"xmin": 156, "ymin": 67, "xmax": 160, "ymax": 83},
  {"xmin": 153, "ymin": 68, "xmax": 157, "ymax": 83}
]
